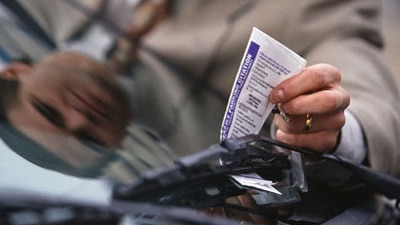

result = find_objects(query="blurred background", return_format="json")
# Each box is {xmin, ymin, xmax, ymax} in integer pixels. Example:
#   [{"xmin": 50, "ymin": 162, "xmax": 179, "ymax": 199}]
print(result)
[{"xmin": 382, "ymin": 0, "xmax": 400, "ymax": 87}]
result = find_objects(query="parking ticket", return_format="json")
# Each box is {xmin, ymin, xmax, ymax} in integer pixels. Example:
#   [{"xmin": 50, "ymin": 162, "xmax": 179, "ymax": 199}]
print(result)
[{"xmin": 220, "ymin": 27, "xmax": 306, "ymax": 141}]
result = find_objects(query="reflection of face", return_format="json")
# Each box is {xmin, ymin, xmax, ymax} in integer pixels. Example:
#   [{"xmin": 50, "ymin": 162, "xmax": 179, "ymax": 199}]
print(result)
[{"xmin": 6, "ymin": 52, "xmax": 131, "ymax": 148}]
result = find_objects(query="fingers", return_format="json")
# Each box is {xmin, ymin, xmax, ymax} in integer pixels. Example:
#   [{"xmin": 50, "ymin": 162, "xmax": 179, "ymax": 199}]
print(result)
[
  {"xmin": 269, "ymin": 64, "xmax": 342, "ymax": 104},
  {"xmin": 275, "ymin": 129, "xmax": 341, "ymax": 153},
  {"xmin": 278, "ymin": 87, "xmax": 350, "ymax": 116},
  {"xmin": 236, "ymin": 194, "xmax": 277, "ymax": 225},
  {"xmin": 0, "ymin": 62, "xmax": 32, "ymax": 79},
  {"xmin": 224, "ymin": 194, "xmax": 277, "ymax": 225},
  {"xmin": 273, "ymin": 111, "xmax": 345, "ymax": 134},
  {"xmin": 269, "ymin": 64, "xmax": 349, "ymax": 153},
  {"xmin": 273, "ymin": 112, "xmax": 344, "ymax": 153}
]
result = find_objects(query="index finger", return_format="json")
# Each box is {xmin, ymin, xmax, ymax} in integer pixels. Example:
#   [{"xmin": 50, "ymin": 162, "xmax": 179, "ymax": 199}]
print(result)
[{"xmin": 269, "ymin": 64, "xmax": 341, "ymax": 104}]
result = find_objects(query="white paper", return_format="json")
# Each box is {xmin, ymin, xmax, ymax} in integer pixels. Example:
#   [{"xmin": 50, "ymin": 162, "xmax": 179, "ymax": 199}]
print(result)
[
  {"xmin": 220, "ymin": 27, "xmax": 306, "ymax": 141},
  {"xmin": 220, "ymin": 27, "xmax": 307, "ymax": 194},
  {"xmin": 230, "ymin": 173, "xmax": 281, "ymax": 195}
]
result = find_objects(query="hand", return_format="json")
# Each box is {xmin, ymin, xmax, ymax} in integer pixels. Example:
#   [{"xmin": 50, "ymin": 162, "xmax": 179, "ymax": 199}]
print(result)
[
  {"xmin": 0, "ymin": 62, "xmax": 31, "ymax": 79},
  {"xmin": 268, "ymin": 64, "xmax": 350, "ymax": 154},
  {"xmin": 204, "ymin": 192, "xmax": 277, "ymax": 225},
  {"xmin": 107, "ymin": 0, "xmax": 169, "ymax": 74}
]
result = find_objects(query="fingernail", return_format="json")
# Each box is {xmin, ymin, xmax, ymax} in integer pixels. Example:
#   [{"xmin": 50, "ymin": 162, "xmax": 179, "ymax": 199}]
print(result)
[
  {"xmin": 277, "ymin": 103, "xmax": 285, "ymax": 112},
  {"xmin": 270, "ymin": 89, "xmax": 284, "ymax": 103}
]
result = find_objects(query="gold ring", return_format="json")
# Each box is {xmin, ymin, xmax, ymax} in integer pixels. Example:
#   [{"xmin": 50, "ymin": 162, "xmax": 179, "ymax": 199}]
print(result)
[{"xmin": 304, "ymin": 114, "xmax": 312, "ymax": 132}]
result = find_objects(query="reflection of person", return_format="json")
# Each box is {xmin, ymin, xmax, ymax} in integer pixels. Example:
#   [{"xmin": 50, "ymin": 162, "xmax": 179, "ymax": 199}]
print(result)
[
  {"xmin": 0, "ymin": 51, "xmax": 131, "ymax": 148},
  {"xmin": 0, "ymin": 52, "xmax": 131, "ymax": 210}
]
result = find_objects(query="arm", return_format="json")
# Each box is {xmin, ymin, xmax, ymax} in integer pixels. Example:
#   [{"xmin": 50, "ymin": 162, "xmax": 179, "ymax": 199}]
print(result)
[{"xmin": 274, "ymin": 0, "xmax": 400, "ymax": 177}]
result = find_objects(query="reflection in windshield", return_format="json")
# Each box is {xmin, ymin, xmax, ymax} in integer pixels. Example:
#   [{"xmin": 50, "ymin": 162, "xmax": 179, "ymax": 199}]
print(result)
[
  {"xmin": 4, "ymin": 52, "xmax": 132, "ymax": 148},
  {"xmin": 0, "ymin": 120, "xmax": 176, "ymax": 181},
  {"xmin": 0, "ymin": 52, "xmax": 155, "ymax": 182},
  {"xmin": 0, "ymin": 56, "xmax": 177, "ymax": 179},
  {"xmin": 0, "ymin": 52, "xmax": 178, "ymax": 218},
  {"xmin": 0, "ymin": 122, "xmax": 116, "ymax": 178}
]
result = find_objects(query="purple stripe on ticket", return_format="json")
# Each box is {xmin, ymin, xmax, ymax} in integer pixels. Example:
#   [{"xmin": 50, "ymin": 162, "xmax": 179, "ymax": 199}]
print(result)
[{"xmin": 220, "ymin": 41, "xmax": 260, "ymax": 140}]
